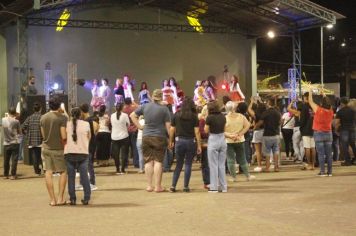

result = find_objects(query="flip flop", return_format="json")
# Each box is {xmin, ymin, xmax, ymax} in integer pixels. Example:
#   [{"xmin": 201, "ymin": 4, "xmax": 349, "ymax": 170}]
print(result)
[{"xmin": 56, "ymin": 200, "xmax": 70, "ymax": 206}]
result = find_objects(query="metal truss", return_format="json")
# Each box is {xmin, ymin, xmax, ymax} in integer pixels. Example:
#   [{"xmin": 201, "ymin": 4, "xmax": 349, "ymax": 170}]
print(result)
[
  {"xmin": 25, "ymin": 17, "xmax": 244, "ymax": 34},
  {"xmin": 16, "ymin": 18, "xmax": 29, "ymax": 102},
  {"xmin": 278, "ymin": 0, "xmax": 336, "ymax": 24},
  {"xmin": 67, "ymin": 63, "xmax": 77, "ymax": 108},
  {"xmin": 292, "ymin": 31, "xmax": 302, "ymax": 96},
  {"xmin": 44, "ymin": 62, "xmax": 53, "ymax": 101}
]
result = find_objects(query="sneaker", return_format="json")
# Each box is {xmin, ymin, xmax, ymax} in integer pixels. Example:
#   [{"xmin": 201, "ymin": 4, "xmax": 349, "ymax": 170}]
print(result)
[
  {"xmin": 183, "ymin": 187, "xmax": 190, "ymax": 193},
  {"xmin": 327, "ymin": 173, "xmax": 333, "ymax": 177},
  {"xmin": 228, "ymin": 177, "xmax": 237, "ymax": 182},
  {"xmin": 221, "ymin": 189, "xmax": 228, "ymax": 193},
  {"xmin": 247, "ymin": 175, "xmax": 256, "ymax": 181},
  {"xmin": 169, "ymin": 187, "xmax": 176, "ymax": 193},
  {"xmin": 208, "ymin": 190, "xmax": 218, "ymax": 193},
  {"xmin": 203, "ymin": 184, "xmax": 210, "ymax": 190},
  {"xmin": 75, "ymin": 185, "xmax": 84, "ymax": 191},
  {"xmin": 75, "ymin": 172, "xmax": 80, "ymax": 178},
  {"xmin": 253, "ymin": 166, "xmax": 262, "ymax": 172},
  {"xmin": 138, "ymin": 170, "xmax": 144, "ymax": 174},
  {"xmin": 316, "ymin": 172, "xmax": 327, "ymax": 177},
  {"xmin": 90, "ymin": 184, "xmax": 98, "ymax": 191},
  {"xmin": 235, "ymin": 164, "xmax": 239, "ymax": 174}
]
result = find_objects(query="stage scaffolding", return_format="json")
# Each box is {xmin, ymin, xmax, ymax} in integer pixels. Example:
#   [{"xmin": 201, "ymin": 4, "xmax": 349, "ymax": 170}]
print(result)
[{"xmin": 67, "ymin": 63, "xmax": 77, "ymax": 109}]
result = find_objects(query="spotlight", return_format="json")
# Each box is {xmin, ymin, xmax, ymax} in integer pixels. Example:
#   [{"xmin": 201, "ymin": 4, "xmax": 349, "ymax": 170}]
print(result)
[
  {"xmin": 76, "ymin": 79, "xmax": 86, "ymax": 86},
  {"xmin": 341, "ymin": 42, "xmax": 346, "ymax": 47},
  {"xmin": 326, "ymin": 24, "xmax": 334, "ymax": 29},
  {"xmin": 267, "ymin": 30, "xmax": 275, "ymax": 39},
  {"xmin": 221, "ymin": 84, "xmax": 226, "ymax": 90},
  {"xmin": 52, "ymin": 83, "xmax": 59, "ymax": 90}
]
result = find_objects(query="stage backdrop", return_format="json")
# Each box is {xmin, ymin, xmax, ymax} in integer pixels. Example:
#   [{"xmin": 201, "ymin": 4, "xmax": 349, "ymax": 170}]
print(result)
[{"xmin": 5, "ymin": 7, "xmax": 256, "ymax": 108}]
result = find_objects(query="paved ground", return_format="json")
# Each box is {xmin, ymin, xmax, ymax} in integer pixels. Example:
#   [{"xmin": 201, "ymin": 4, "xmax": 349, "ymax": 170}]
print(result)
[{"xmin": 1, "ymin": 160, "xmax": 356, "ymax": 236}]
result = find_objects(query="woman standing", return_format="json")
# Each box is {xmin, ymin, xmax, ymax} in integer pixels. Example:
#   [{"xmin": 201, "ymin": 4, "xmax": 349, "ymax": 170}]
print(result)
[
  {"xmin": 287, "ymin": 100, "xmax": 304, "ymax": 163},
  {"xmin": 309, "ymin": 90, "xmax": 334, "ymax": 176},
  {"xmin": 162, "ymin": 79, "xmax": 174, "ymax": 106},
  {"xmin": 204, "ymin": 101, "xmax": 227, "ymax": 192},
  {"xmin": 90, "ymin": 79, "xmax": 102, "ymax": 111},
  {"xmin": 224, "ymin": 101, "xmax": 255, "ymax": 182},
  {"xmin": 136, "ymin": 116, "xmax": 145, "ymax": 173},
  {"xmin": 169, "ymin": 77, "xmax": 179, "ymax": 112},
  {"xmin": 95, "ymin": 105, "xmax": 111, "ymax": 166},
  {"xmin": 248, "ymin": 97, "xmax": 267, "ymax": 172},
  {"xmin": 138, "ymin": 82, "xmax": 151, "ymax": 105},
  {"xmin": 199, "ymin": 105, "xmax": 210, "ymax": 189},
  {"xmin": 281, "ymin": 110, "xmax": 295, "ymax": 159},
  {"xmin": 114, "ymin": 78, "xmax": 125, "ymax": 105},
  {"xmin": 99, "ymin": 78, "xmax": 111, "ymax": 113},
  {"xmin": 64, "ymin": 108, "xmax": 91, "ymax": 205},
  {"xmin": 203, "ymin": 80, "xmax": 216, "ymax": 102},
  {"xmin": 111, "ymin": 103, "xmax": 130, "ymax": 174},
  {"xmin": 169, "ymin": 97, "xmax": 201, "ymax": 192},
  {"xmin": 123, "ymin": 75, "xmax": 135, "ymax": 102},
  {"xmin": 229, "ymin": 75, "xmax": 245, "ymax": 102}
]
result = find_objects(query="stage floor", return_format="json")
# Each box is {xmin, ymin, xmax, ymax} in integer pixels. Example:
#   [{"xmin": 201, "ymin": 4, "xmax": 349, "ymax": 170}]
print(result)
[{"xmin": 0, "ymin": 160, "xmax": 356, "ymax": 236}]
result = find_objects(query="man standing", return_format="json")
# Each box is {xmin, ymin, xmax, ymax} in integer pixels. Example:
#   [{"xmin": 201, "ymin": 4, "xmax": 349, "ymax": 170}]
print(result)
[
  {"xmin": 130, "ymin": 89, "xmax": 171, "ymax": 192},
  {"xmin": 300, "ymin": 92, "xmax": 316, "ymax": 170},
  {"xmin": 40, "ymin": 96, "xmax": 67, "ymax": 206},
  {"xmin": 336, "ymin": 97, "xmax": 356, "ymax": 166},
  {"xmin": 2, "ymin": 107, "xmax": 21, "ymax": 179},
  {"xmin": 255, "ymin": 98, "xmax": 281, "ymax": 172},
  {"xmin": 22, "ymin": 102, "xmax": 43, "ymax": 175}
]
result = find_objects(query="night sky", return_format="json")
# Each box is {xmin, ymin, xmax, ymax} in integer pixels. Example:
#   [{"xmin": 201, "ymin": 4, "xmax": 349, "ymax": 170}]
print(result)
[{"xmin": 257, "ymin": 0, "xmax": 356, "ymax": 97}]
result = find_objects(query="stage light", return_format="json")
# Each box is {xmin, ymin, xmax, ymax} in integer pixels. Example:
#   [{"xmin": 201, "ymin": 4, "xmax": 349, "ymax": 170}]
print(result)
[
  {"xmin": 56, "ymin": 8, "xmax": 71, "ymax": 32},
  {"xmin": 326, "ymin": 24, "xmax": 334, "ymax": 29},
  {"xmin": 52, "ymin": 83, "xmax": 59, "ymax": 90},
  {"xmin": 267, "ymin": 30, "xmax": 275, "ymax": 39},
  {"xmin": 221, "ymin": 84, "xmax": 226, "ymax": 90},
  {"xmin": 341, "ymin": 42, "xmax": 346, "ymax": 47},
  {"xmin": 187, "ymin": 16, "xmax": 203, "ymax": 33}
]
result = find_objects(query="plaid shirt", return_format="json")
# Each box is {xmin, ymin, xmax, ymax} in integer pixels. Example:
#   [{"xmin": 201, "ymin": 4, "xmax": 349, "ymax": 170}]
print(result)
[{"xmin": 22, "ymin": 112, "xmax": 42, "ymax": 147}]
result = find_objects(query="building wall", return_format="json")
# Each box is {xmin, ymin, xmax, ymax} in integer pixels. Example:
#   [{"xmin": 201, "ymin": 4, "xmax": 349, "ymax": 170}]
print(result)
[{"xmin": 6, "ymin": 7, "xmax": 256, "ymax": 107}]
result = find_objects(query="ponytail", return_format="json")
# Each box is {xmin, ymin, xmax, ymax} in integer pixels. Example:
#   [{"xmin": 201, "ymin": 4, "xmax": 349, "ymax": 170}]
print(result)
[
  {"xmin": 116, "ymin": 103, "xmax": 124, "ymax": 120},
  {"xmin": 70, "ymin": 107, "xmax": 81, "ymax": 143}
]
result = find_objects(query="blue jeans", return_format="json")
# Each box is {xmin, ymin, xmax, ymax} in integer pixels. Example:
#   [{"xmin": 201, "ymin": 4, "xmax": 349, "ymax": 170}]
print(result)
[
  {"xmin": 244, "ymin": 130, "xmax": 253, "ymax": 163},
  {"xmin": 332, "ymin": 135, "xmax": 339, "ymax": 162},
  {"xmin": 65, "ymin": 155, "xmax": 91, "ymax": 202},
  {"xmin": 208, "ymin": 133, "xmax": 227, "ymax": 191},
  {"xmin": 340, "ymin": 129, "xmax": 356, "ymax": 164},
  {"xmin": 163, "ymin": 148, "xmax": 173, "ymax": 172},
  {"xmin": 3, "ymin": 144, "xmax": 19, "ymax": 177},
  {"xmin": 172, "ymin": 137, "xmax": 196, "ymax": 188},
  {"xmin": 314, "ymin": 131, "xmax": 333, "ymax": 174},
  {"xmin": 128, "ymin": 131, "xmax": 139, "ymax": 168},
  {"xmin": 136, "ymin": 138, "xmax": 144, "ymax": 171},
  {"xmin": 201, "ymin": 147, "xmax": 210, "ymax": 185},
  {"xmin": 88, "ymin": 153, "xmax": 95, "ymax": 185}
]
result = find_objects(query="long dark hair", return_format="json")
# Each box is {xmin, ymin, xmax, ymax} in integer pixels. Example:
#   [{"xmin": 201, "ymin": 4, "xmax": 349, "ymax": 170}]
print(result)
[
  {"xmin": 178, "ymin": 97, "xmax": 197, "ymax": 120},
  {"xmin": 116, "ymin": 103, "xmax": 124, "ymax": 120},
  {"xmin": 140, "ymin": 82, "xmax": 148, "ymax": 91},
  {"xmin": 71, "ymin": 107, "xmax": 81, "ymax": 142},
  {"xmin": 99, "ymin": 105, "xmax": 106, "ymax": 117}
]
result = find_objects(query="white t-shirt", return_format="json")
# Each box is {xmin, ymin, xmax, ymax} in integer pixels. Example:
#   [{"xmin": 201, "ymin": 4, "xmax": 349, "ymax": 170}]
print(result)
[
  {"xmin": 110, "ymin": 112, "xmax": 130, "ymax": 141},
  {"xmin": 281, "ymin": 112, "xmax": 295, "ymax": 129},
  {"xmin": 64, "ymin": 120, "xmax": 90, "ymax": 154}
]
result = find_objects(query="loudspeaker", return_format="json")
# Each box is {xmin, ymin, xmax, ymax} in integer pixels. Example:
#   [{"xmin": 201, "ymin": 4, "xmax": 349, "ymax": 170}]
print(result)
[
  {"xmin": 19, "ymin": 95, "xmax": 46, "ymax": 124},
  {"xmin": 49, "ymin": 94, "xmax": 68, "ymax": 112}
]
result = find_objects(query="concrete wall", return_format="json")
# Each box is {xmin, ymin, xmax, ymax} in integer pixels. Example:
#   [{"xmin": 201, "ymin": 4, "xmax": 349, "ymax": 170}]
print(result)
[{"xmin": 6, "ymin": 7, "xmax": 256, "ymax": 107}]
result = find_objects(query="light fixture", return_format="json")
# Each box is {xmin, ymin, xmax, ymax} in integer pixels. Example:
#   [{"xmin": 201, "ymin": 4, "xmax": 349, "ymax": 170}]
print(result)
[
  {"xmin": 52, "ymin": 83, "xmax": 59, "ymax": 90},
  {"xmin": 187, "ymin": 16, "xmax": 204, "ymax": 33},
  {"xmin": 267, "ymin": 30, "xmax": 275, "ymax": 39},
  {"xmin": 56, "ymin": 8, "xmax": 71, "ymax": 32},
  {"xmin": 326, "ymin": 24, "xmax": 334, "ymax": 29},
  {"xmin": 341, "ymin": 42, "xmax": 346, "ymax": 47}
]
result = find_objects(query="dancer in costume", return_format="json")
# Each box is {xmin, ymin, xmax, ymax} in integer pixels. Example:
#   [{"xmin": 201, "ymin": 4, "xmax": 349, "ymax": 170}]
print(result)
[
  {"xmin": 99, "ymin": 78, "xmax": 111, "ymax": 112},
  {"xmin": 162, "ymin": 79, "xmax": 174, "ymax": 106},
  {"xmin": 138, "ymin": 82, "xmax": 151, "ymax": 105},
  {"xmin": 123, "ymin": 75, "xmax": 134, "ymax": 102},
  {"xmin": 91, "ymin": 79, "xmax": 104, "ymax": 111},
  {"xmin": 114, "ymin": 78, "xmax": 125, "ymax": 105},
  {"xmin": 169, "ymin": 77, "xmax": 179, "ymax": 113},
  {"xmin": 229, "ymin": 75, "xmax": 245, "ymax": 101},
  {"xmin": 203, "ymin": 80, "xmax": 216, "ymax": 102}
]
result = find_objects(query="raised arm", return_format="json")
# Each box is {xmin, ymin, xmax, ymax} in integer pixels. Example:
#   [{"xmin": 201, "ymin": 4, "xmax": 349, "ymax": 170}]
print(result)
[
  {"xmin": 308, "ymin": 89, "xmax": 318, "ymax": 113},
  {"xmin": 248, "ymin": 98, "xmax": 256, "ymax": 119},
  {"xmin": 287, "ymin": 100, "xmax": 300, "ymax": 116}
]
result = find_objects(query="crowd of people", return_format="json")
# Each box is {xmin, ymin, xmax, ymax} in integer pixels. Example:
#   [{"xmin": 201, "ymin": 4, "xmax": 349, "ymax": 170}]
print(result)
[{"xmin": 1, "ymin": 75, "xmax": 356, "ymax": 205}]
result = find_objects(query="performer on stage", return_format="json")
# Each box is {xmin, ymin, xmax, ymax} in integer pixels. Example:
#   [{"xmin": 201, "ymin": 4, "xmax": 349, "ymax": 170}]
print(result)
[
  {"xmin": 138, "ymin": 82, "xmax": 151, "ymax": 105},
  {"xmin": 99, "ymin": 78, "xmax": 111, "ymax": 112},
  {"xmin": 123, "ymin": 75, "xmax": 134, "ymax": 102},
  {"xmin": 169, "ymin": 77, "xmax": 179, "ymax": 112},
  {"xmin": 229, "ymin": 75, "xmax": 245, "ymax": 101},
  {"xmin": 114, "ymin": 78, "xmax": 125, "ymax": 105},
  {"xmin": 91, "ymin": 79, "xmax": 103, "ymax": 111},
  {"xmin": 194, "ymin": 86, "xmax": 207, "ymax": 107},
  {"xmin": 162, "ymin": 79, "xmax": 174, "ymax": 106},
  {"xmin": 203, "ymin": 79, "xmax": 216, "ymax": 102}
]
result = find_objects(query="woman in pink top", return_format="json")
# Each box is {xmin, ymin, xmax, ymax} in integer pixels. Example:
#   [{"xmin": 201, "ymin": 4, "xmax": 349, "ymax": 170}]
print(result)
[
  {"xmin": 64, "ymin": 107, "xmax": 91, "ymax": 205},
  {"xmin": 308, "ymin": 89, "xmax": 334, "ymax": 176}
]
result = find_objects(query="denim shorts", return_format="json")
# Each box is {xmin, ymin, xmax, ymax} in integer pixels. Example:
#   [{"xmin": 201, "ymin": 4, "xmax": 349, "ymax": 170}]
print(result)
[
  {"xmin": 262, "ymin": 135, "xmax": 280, "ymax": 156},
  {"xmin": 252, "ymin": 129, "xmax": 264, "ymax": 144}
]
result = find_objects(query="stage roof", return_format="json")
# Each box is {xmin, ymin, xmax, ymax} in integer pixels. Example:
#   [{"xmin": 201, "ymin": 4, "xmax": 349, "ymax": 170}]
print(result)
[{"xmin": 0, "ymin": 0, "xmax": 345, "ymax": 36}]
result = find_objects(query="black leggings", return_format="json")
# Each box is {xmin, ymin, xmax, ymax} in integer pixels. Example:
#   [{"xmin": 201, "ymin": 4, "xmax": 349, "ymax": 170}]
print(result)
[
  {"xmin": 111, "ymin": 138, "xmax": 130, "ymax": 173},
  {"xmin": 282, "ymin": 129, "xmax": 294, "ymax": 157}
]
